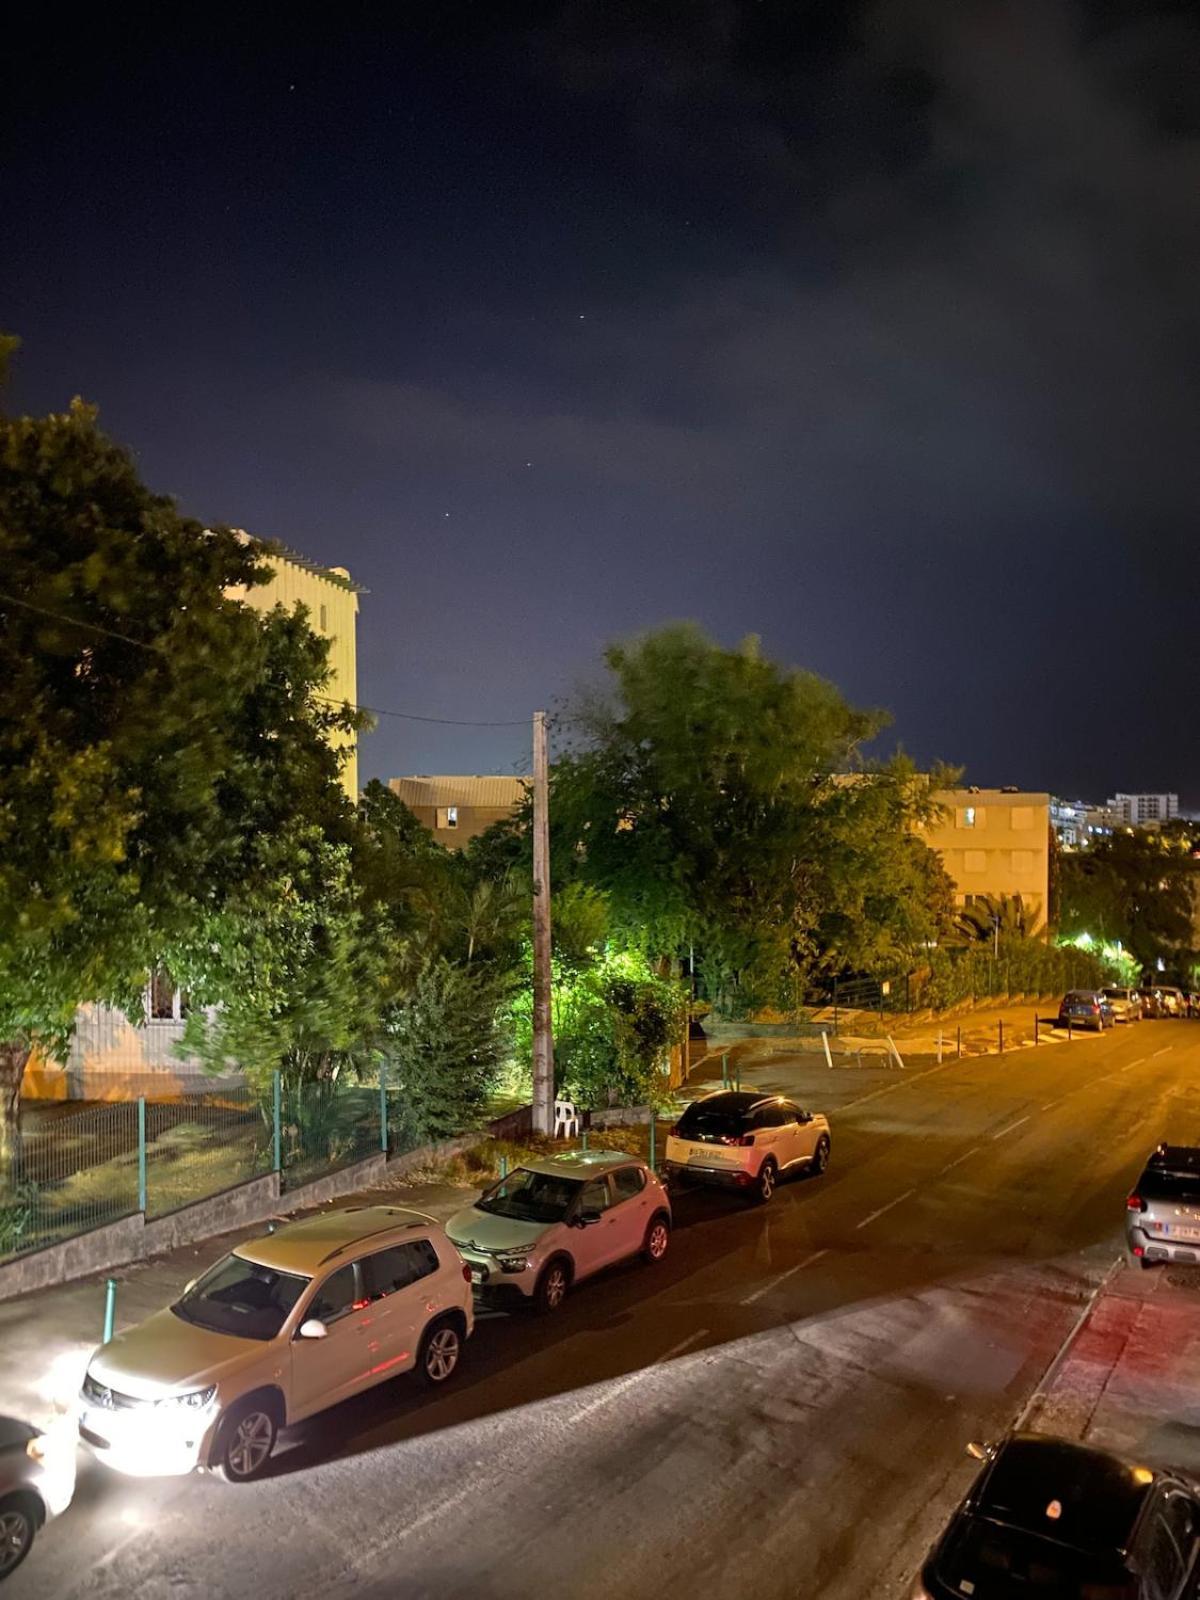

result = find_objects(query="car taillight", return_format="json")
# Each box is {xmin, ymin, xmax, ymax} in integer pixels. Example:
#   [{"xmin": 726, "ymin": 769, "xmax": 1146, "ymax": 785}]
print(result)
[
  {"xmin": 462, "ymin": 1263, "xmax": 472, "ymax": 1283},
  {"xmin": 1127, "ymin": 1194, "xmax": 1146, "ymax": 1213},
  {"xmin": 739, "ymin": 1133, "xmax": 756, "ymax": 1147}
]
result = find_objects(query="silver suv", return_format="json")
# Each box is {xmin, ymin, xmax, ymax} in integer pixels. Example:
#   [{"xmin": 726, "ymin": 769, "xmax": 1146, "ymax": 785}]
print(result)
[
  {"xmin": 1127, "ymin": 1145, "xmax": 1200, "ymax": 1268},
  {"xmin": 446, "ymin": 1150, "xmax": 671, "ymax": 1314}
]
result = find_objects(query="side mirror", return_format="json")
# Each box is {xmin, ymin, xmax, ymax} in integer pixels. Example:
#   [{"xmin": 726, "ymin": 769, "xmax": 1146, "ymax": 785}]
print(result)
[
  {"xmin": 575, "ymin": 1211, "xmax": 602, "ymax": 1228},
  {"xmin": 183, "ymin": 1278, "xmax": 197, "ymax": 1295},
  {"xmin": 966, "ymin": 1441, "xmax": 991, "ymax": 1461},
  {"xmin": 298, "ymin": 1318, "xmax": 328, "ymax": 1340}
]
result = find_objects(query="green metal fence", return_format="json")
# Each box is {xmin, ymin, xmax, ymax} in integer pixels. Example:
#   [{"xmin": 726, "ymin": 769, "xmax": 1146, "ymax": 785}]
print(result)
[{"xmin": 1, "ymin": 1100, "xmax": 142, "ymax": 1260}]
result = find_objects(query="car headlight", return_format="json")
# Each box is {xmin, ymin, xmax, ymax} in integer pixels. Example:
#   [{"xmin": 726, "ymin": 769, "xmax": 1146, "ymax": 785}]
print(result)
[
  {"xmin": 155, "ymin": 1386, "xmax": 217, "ymax": 1411},
  {"xmin": 494, "ymin": 1251, "xmax": 530, "ymax": 1273}
]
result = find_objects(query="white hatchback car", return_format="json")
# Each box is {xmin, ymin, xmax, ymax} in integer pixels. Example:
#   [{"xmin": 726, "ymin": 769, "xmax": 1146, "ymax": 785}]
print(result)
[
  {"xmin": 446, "ymin": 1150, "xmax": 672, "ymax": 1313},
  {"xmin": 664, "ymin": 1091, "xmax": 831, "ymax": 1202},
  {"xmin": 78, "ymin": 1206, "xmax": 473, "ymax": 1483}
]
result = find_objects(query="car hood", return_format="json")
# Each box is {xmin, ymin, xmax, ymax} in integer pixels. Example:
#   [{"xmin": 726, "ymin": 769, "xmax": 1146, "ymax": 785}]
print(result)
[
  {"xmin": 445, "ymin": 1206, "xmax": 550, "ymax": 1254},
  {"xmin": 87, "ymin": 1307, "xmax": 270, "ymax": 1400}
]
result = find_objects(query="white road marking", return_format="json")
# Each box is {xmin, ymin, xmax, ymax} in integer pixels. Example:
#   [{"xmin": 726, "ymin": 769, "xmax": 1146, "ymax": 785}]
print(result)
[
  {"xmin": 1121, "ymin": 1057, "xmax": 1147, "ymax": 1073},
  {"xmin": 1152, "ymin": 1046, "xmax": 1173, "ymax": 1058},
  {"xmin": 992, "ymin": 1115, "xmax": 1030, "ymax": 1141},
  {"xmin": 570, "ymin": 1328, "xmax": 710, "ymax": 1419},
  {"xmin": 940, "ymin": 1145, "xmax": 983, "ymax": 1173},
  {"xmin": 856, "ymin": 1188, "xmax": 915, "ymax": 1229},
  {"xmin": 741, "ymin": 1248, "xmax": 829, "ymax": 1305}
]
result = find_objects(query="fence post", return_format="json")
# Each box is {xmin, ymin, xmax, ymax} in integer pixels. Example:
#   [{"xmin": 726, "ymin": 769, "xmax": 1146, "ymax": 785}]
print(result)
[
  {"xmin": 735, "ymin": 1059, "xmax": 741, "ymax": 1092},
  {"xmin": 581, "ymin": 1127, "xmax": 589, "ymax": 1152},
  {"xmin": 937, "ymin": 1032, "xmax": 943, "ymax": 1065},
  {"xmin": 137, "ymin": 1097, "xmax": 147, "ymax": 1215},
  {"xmin": 1034, "ymin": 1014, "xmax": 1040, "ymax": 1047},
  {"xmin": 722, "ymin": 1052, "xmax": 729, "ymax": 1090},
  {"xmin": 998, "ymin": 1020, "xmax": 1004, "ymax": 1055},
  {"xmin": 103, "ymin": 1277, "xmax": 117, "ymax": 1343},
  {"xmin": 273, "ymin": 1070, "xmax": 282, "ymax": 1174},
  {"xmin": 649, "ymin": 1114, "xmax": 656, "ymax": 1171},
  {"xmin": 956, "ymin": 1025, "xmax": 962, "ymax": 1060},
  {"xmin": 833, "ymin": 976, "xmax": 839, "ymax": 1037},
  {"xmin": 379, "ymin": 1060, "xmax": 389, "ymax": 1155},
  {"xmin": 1068, "ymin": 1017, "xmax": 1073, "ymax": 1042},
  {"xmin": 499, "ymin": 1153, "xmax": 509, "ymax": 1179},
  {"xmin": 822, "ymin": 1030, "xmax": 834, "ymax": 1070}
]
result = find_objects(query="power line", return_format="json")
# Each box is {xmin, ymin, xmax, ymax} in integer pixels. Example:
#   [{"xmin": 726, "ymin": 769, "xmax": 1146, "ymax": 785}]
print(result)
[{"xmin": 0, "ymin": 588, "xmax": 530, "ymax": 729}]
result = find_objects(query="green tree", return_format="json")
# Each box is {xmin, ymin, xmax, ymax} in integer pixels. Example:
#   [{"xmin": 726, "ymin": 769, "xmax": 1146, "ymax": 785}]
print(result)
[
  {"xmin": 0, "ymin": 373, "xmax": 359, "ymax": 1160},
  {"xmin": 549, "ymin": 624, "xmax": 954, "ymax": 1014},
  {"xmin": 1060, "ymin": 831, "xmax": 1197, "ymax": 979}
]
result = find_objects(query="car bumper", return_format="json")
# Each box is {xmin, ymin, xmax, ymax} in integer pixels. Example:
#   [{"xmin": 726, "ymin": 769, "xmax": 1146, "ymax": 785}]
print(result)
[
  {"xmin": 78, "ymin": 1402, "xmax": 217, "ymax": 1477},
  {"xmin": 1127, "ymin": 1224, "xmax": 1200, "ymax": 1267},
  {"xmin": 664, "ymin": 1159, "xmax": 753, "ymax": 1189},
  {"xmin": 1059, "ymin": 1016, "xmax": 1104, "ymax": 1030},
  {"xmin": 454, "ymin": 1246, "xmax": 538, "ymax": 1301}
]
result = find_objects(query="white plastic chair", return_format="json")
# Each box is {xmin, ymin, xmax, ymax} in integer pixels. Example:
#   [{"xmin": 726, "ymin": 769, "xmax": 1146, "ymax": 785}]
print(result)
[{"xmin": 553, "ymin": 1099, "xmax": 580, "ymax": 1139}]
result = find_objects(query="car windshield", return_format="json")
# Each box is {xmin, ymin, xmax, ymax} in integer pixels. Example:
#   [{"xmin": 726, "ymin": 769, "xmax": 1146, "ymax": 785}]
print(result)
[
  {"xmin": 171, "ymin": 1253, "xmax": 309, "ymax": 1341},
  {"xmin": 934, "ymin": 1517, "xmax": 1136, "ymax": 1600},
  {"xmin": 476, "ymin": 1168, "xmax": 581, "ymax": 1224},
  {"xmin": 1101, "ymin": 990, "xmax": 1127, "ymax": 1000}
]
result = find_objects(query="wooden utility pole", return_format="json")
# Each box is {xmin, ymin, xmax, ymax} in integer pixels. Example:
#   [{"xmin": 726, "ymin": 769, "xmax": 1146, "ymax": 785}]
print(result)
[{"xmin": 531, "ymin": 709, "xmax": 554, "ymax": 1134}]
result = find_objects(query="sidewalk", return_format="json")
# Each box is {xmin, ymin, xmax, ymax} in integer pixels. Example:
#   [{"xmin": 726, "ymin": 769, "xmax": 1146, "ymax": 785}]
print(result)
[
  {"xmin": 0, "ymin": 1171, "xmax": 478, "ymax": 1434},
  {"xmin": 1026, "ymin": 1262, "xmax": 1200, "ymax": 1474}
]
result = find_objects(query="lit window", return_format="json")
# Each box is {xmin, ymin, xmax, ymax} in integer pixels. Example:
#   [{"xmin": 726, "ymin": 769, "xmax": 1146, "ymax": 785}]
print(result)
[
  {"xmin": 148, "ymin": 968, "xmax": 189, "ymax": 1022},
  {"xmin": 959, "ymin": 807, "xmax": 976, "ymax": 829},
  {"xmin": 447, "ymin": 806, "xmax": 458, "ymax": 828}
]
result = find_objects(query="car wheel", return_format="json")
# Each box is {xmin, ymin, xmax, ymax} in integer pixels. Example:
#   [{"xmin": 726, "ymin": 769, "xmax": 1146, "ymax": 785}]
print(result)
[
  {"xmin": 751, "ymin": 1158, "xmax": 778, "ymax": 1204},
  {"xmin": 642, "ymin": 1213, "xmax": 671, "ymax": 1263},
  {"xmin": 533, "ymin": 1258, "xmax": 570, "ymax": 1315},
  {"xmin": 810, "ymin": 1136, "xmax": 831, "ymax": 1177},
  {"xmin": 0, "ymin": 1494, "xmax": 37, "ymax": 1581},
  {"xmin": 214, "ymin": 1398, "xmax": 279, "ymax": 1483},
  {"xmin": 419, "ymin": 1318, "xmax": 463, "ymax": 1388}
]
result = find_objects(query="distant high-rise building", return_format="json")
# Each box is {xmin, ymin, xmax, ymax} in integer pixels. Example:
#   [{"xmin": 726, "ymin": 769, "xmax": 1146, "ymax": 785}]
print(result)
[{"xmin": 1108, "ymin": 793, "xmax": 1179, "ymax": 827}]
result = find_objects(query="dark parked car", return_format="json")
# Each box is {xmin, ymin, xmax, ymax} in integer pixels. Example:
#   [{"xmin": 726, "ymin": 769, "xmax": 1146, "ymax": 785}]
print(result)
[
  {"xmin": 1057, "ymin": 990, "xmax": 1113, "ymax": 1031},
  {"xmin": 913, "ymin": 1433, "xmax": 1200, "ymax": 1600},
  {"xmin": 1127, "ymin": 1144, "xmax": 1200, "ymax": 1269},
  {"xmin": 0, "ymin": 1415, "xmax": 74, "ymax": 1581},
  {"xmin": 1138, "ymin": 988, "xmax": 1164, "ymax": 1019}
]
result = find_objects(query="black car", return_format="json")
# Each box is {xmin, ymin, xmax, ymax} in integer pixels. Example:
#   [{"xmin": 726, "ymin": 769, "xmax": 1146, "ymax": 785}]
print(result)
[{"xmin": 915, "ymin": 1434, "xmax": 1200, "ymax": 1600}]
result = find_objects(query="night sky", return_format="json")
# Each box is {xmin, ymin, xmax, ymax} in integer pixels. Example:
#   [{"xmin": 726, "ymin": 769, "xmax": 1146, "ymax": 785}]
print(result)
[{"xmin": 5, "ymin": 2, "xmax": 1197, "ymax": 804}]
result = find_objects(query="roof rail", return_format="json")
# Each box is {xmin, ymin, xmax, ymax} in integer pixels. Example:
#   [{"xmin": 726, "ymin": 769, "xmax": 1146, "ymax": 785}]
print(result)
[{"xmin": 316, "ymin": 1213, "xmax": 432, "ymax": 1265}]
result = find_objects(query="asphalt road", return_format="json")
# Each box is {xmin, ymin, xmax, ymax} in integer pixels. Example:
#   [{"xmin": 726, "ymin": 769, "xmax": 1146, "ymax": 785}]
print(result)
[{"xmin": 16, "ymin": 1020, "xmax": 1200, "ymax": 1600}]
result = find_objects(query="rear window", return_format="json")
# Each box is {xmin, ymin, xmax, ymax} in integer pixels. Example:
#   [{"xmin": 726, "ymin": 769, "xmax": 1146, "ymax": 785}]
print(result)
[
  {"xmin": 933, "ymin": 1517, "xmax": 1135, "ymax": 1600},
  {"xmin": 1141, "ymin": 1161, "xmax": 1200, "ymax": 1202},
  {"xmin": 676, "ymin": 1103, "xmax": 747, "ymax": 1141}
]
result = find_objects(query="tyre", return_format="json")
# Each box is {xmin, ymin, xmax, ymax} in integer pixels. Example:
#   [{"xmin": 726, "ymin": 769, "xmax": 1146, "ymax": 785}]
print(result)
[
  {"xmin": 0, "ymin": 1493, "xmax": 37, "ymax": 1581},
  {"xmin": 213, "ymin": 1396, "xmax": 279, "ymax": 1483},
  {"xmin": 533, "ymin": 1257, "xmax": 571, "ymax": 1315},
  {"xmin": 642, "ymin": 1212, "xmax": 671, "ymax": 1263},
  {"xmin": 809, "ymin": 1136, "xmax": 831, "ymax": 1177},
  {"xmin": 750, "ymin": 1158, "xmax": 778, "ymax": 1204},
  {"xmin": 418, "ymin": 1317, "xmax": 464, "ymax": 1388}
]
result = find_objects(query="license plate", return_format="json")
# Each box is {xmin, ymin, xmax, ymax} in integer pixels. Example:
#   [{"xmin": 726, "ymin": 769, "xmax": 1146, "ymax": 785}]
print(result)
[
  {"xmin": 688, "ymin": 1147, "xmax": 733, "ymax": 1165},
  {"xmin": 1165, "ymin": 1224, "xmax": 1200, "ymax": 1242}
]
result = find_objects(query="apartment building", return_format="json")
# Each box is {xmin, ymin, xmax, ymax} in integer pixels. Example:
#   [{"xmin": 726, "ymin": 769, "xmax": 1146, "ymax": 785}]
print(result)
[
  {"xmin": 919, "ymin": 789, "xmax": 1051, "ymax": 933},
  {"xmin": 388, "ymin": 775, "xmax": 528, "ymax": 848},
  {"xmin": 1109, "ymin": 792, "xmax": 1179, "ymax": 827}
]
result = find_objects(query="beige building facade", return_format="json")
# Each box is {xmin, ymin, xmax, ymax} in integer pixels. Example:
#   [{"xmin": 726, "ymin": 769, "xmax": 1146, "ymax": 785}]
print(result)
[
  {"xmin": 919, "ymin": 789, "xmax": 1051, "ymax": 933},
  {"xmin": 228, "ymin": 535, "xmax": 362, "ymax": 801},
  {"xmin": 389, "ymin": 776, "xmax": 528, "ymax": 849}
]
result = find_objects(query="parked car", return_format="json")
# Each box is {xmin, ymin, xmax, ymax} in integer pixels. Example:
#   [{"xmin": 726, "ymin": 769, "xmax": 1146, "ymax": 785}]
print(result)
[
  {"xmin": 1157, "ymin": 986, "xmax": 1187, "ymax": 1017},
  {"xmin": 78, "ymin": 1206, "xmax": 474, "ymax": 1482},
  {"xmin": 1189, "ymin": 993, "xmax": 1200, "ymax": 1019},
  {"xmin": 1101, "ymin": 986, "xmax": 1143, "ymax": 1023},
  {"xmin": 0, "ymin": 1417, "xmax": 75, "ymax": 1582},
  {"xmin": 446, "ymin": 1150, "xmax": 671, "ymax": 1314},
  {"xmin": 912, "ymin": 1433, "xmax": 1200, "ymax": 1600},
  {"xmin": 664, "ymin": 1091, "xmax": 831, "ymax": 1203},
  {"xmin": 1138, "ymin": 987, "xmax": 1164, "ymax": 1019},
  {"xmin": 1127, "ymin": 1143, "xmax": 1200, "ymax": 1269},
  {"xmin": 1057, "ymin": 990, "xmax": 1113, "ymax": 1031}
]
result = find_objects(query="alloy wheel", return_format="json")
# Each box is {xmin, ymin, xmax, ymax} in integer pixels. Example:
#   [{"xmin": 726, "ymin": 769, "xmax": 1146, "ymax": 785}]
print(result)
[
  {"xmin": 647, "ymin": 1221, "xmax": 670, "ymax": 1260},
  {"xmin": 424, "ymin": 1325, "xmax": 461, "ymax": 1383},
  {"xmin": 227, "ymin": 1411, "xmax": 274, "ymax": 1479},
  {"xmin": 545, "ymin": 1266, "xmax": 567, "ymax": 1308},
  {"xmin": 0, "ymin": 1510, "xmax": 31, "ymax": 1577},
  {"xmin": 759, "ymin": 1163, "xmax": 776, "ymax": 1200}
]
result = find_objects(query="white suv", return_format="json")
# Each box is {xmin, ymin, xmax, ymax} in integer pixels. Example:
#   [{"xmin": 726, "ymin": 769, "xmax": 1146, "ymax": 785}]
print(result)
[
  {"xmin": 665, "ymin": 1090, "xmax": 831, "ymax": 1202},
  {"xmin": 446, "ymin": 1150, "xmax": 672, "ymax": 1313},
  {"xmin": 78, "ymin": 1206, "xmax": 473, "ymax": 1483}
]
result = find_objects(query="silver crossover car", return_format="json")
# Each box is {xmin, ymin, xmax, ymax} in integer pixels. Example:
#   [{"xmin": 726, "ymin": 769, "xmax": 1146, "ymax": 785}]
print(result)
[
  {"xmin": 446, "ymin": 1150, "xmax": 671, "ymax": 1313},
  {"xmin": 1127, "ymin": 1144, "xmax": 1200, "ymax": 1268},
  {"xmin": 1101, "ymin": 987, "xmax": 1143, "ymax": 1023}
]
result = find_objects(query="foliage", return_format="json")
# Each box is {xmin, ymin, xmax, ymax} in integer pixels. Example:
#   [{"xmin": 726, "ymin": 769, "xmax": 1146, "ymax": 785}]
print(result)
[
  {"xmin": 901, "ymin": 938, "xmax": 1116, "ymax": 1012},
  {"xmin": 0, "ymin": 369, "xmax": 361, "ymax": 1154},
  {"xmin": 382, "ymin": 957, "xmax": 512, "ymax": 1144},
  {"xmin": 1059, "ymin": 831, "xmax": 1198, "ymax": 980},
  {"xmin": 548, "ymin": 624, "xmax": 956, "ymax": 1014},
  {"xmin": 947, "ymin": 894, "xmax": 1029, "ymax": 947}
]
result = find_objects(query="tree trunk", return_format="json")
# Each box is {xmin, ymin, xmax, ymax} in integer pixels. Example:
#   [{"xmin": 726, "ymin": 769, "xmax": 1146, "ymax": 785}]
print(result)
[{"xmin": 0, "ymin": 1042, "xmax": 31, "ymax": 1180}]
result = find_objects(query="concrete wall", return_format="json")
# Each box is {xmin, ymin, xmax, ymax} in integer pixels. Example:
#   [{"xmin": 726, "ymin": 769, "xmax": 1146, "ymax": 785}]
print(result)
[{"xmin": 919, "ymin": 789, "xmax": 1051, "ymax": 933}]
